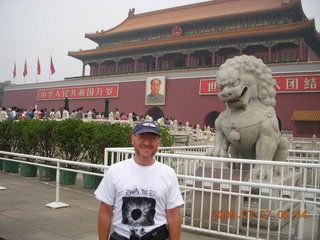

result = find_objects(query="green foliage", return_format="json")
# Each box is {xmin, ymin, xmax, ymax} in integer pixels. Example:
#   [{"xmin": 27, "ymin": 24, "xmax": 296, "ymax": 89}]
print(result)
[
  {"xmin": 0, "ymin": 120, "xmax": 30, "ymax": 153},
  {"xmin": 0, "ymin": 120, "xmax": 174, "ymax": 169},
  {"xmin": 35, "ymin": 120, "xmax": 57, "ymax": 158},
  {"xmin": 14, "ymin": 119, "xmax": 40, "ymax": 155},
  {"xmin": 159, "ymin": 126, "xmax": 175, "ymax": 147},
  {"xmin": 0, "ymin": 120, "xmax": 16, "ymax": 152},
  {"xmin": 53, "ymin": 119, "xmax": 84, "ymax": 162},
  {"xmin": 80, "ymin": 123, "xmax": 132, "ymax": 166}
]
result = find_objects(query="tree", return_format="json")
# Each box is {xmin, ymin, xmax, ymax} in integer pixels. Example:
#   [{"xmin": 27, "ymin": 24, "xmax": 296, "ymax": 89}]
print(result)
[{"xmin": 0, "ymin": 81, "xmax": 12, "ymax": 107}]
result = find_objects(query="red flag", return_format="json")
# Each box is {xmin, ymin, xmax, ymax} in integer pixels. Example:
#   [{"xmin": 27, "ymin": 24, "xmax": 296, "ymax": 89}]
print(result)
[
  {"xmin": 37, "ymin": 57, "xmax": 41, "ymax": 75},
  {"xmin": 23, "ymin": 60, "xmax": 28, "ymax": 77},
  {"xmin": 13, "ymin": 61, "xmax": 16, "ymax": 78},
  {"xmin": 50, "ymin": 56, "xmax": 55, "ymax": 75}
]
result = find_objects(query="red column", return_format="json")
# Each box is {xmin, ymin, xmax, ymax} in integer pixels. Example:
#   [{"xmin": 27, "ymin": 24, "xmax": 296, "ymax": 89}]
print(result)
[
  {"xmin": 268, "ymin": 44, "xmax": 272, "ymax": 62},
  {"xmin": 82, "ymin": 63, "xmax": 85, "ymax": 76},
  {"xmin": 299, "ymin": 39, "xmax": 303, "ymax": 60},
  {"xmin": 115, "ymin": 61, "xmax": 119, "ymax": 73},
  {"xmin": 304, "ymin": 45, "xmax": 308, "ymax": 60},
  {"xmin": 134, "ymin": 58, "xmax": 138, "ymax": 71},
  {"xmin": 239, "ymin": 45, "xmax": 243, "ymax": 55},
  {"xmin": 211, "ymin": 50, "xmax": 216, "ymax": 66},
  {"xmin": 98, "ymin": 63, "xmax": 101, "ymax": 75},
  {"xmin": 155, "ymin": 56, "xmax": 159, "ymax": 70}
]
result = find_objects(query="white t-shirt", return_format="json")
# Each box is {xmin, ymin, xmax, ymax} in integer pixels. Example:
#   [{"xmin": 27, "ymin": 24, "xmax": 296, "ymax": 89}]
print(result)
[{"xmin": 95, "ymin": 158, "xmax": 184, "ymax": 238}]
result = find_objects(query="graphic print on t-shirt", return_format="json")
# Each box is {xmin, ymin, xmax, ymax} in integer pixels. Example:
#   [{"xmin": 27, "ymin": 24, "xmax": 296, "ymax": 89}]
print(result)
[{"xmin": 121, "ymin": 196, "xmax": 156, "ymax": 227}]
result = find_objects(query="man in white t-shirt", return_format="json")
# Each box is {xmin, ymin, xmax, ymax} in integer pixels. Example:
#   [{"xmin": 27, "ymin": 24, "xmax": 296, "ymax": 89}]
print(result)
[{"xmin": 95, "ymin": 122, "xmax": 184, "ymax": 240}]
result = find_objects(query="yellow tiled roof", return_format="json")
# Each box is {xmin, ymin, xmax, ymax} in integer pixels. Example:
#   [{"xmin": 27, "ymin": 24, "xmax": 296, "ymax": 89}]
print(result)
[
  {"xmin": 86, "ymin": 0, "xmax": 300, "ymax": 38},
  {"xmin": 69, "ymin": 21, "xmax": 311, "ymax": 58},
  {"xmin": 291, "ymin": 110, "xmax": 320, "ymax": 121}
]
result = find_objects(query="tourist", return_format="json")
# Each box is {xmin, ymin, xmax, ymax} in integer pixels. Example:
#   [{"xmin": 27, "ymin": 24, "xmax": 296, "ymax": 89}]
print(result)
[
  {"xmin": 49, "ymin": 109, "xmax": 55, "ymax": 119},
  {"xmin": 95, "ymin": 121, "xmax": 184, "ymax": 240},
  {"xmin": 70, "ymin": 110, "xmax": 76, "ymax": 119},
  {"xmin": 132, "ymin": 112, "xmax": 139, "ymax": 121},
  {"xmin": 7, "ymin": 108, "xmax": 15, "ymax": 119},
  {"xmin": 25, "ymin": 107, "xmax": 33, "ymax": 119},
  {"xmin": 39, "ymin": 109, "xmax": 44, "ymax": 119},
  {"xmin": 120, "ymin": 112, "xmax": 127, "ymax": 120},
  {"xmin": 54, "ymin": 108, "xmax": 62, "ymax": 119},
  {"xmin": 91, "ymin": 108, "xmax": 97, "ymax": 119},
  {"xmin": 0, "ymin": 107, "xmax": 8, "ymax": 120},
  {"xmin": 114, "ymin": 108, "xmax": 120, "ymax": 120},
  {"xmin": 75, "ymin": 106, "xmax": 84, "ymax": 119}
]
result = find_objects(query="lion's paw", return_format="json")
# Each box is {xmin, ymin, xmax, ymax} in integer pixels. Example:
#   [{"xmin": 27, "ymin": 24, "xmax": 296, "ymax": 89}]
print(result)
[{"xmin": 252, "ymin": 167, "xmax": 269, "ymax": 180}]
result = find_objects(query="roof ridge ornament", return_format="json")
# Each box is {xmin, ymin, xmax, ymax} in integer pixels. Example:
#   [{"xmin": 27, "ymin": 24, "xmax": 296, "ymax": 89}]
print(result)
[
  {"xmin": 172, "ymin": 25, "xmax": 183, "ymax": 37},
  {"xmin": 128, "ymin": 8, "xmax": 135, "ymax": 17}
]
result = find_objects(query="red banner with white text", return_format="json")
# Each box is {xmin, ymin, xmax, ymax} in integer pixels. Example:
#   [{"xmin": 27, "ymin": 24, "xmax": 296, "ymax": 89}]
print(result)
[
  {"xmin": 199, "ymin": 74, "xmax": 320, "ymax": 95},
  {"xmin": 37, "ymin": 84, "xmax": 119, "ymax": 101}
]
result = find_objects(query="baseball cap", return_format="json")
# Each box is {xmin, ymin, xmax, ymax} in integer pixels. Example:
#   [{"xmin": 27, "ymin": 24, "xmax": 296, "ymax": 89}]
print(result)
[{"xmin": 133, "ymin": 121, "xmax": 161, "ymax": 136}]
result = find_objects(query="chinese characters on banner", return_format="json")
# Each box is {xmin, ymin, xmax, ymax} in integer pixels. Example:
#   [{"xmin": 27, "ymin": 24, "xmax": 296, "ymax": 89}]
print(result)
[
  {"xmin": 199, "ymin": 75, "xmax": 320, "ymax": 95},
  {"xmin": 37, "ymin": 84, "xmax": 119, "ymax": 101}
]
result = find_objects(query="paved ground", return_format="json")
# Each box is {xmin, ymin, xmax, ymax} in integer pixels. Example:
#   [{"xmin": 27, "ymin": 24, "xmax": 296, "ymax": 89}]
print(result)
[{"xmin": 0, "ymin": 171, "xmax": 219, "ymax": 240}]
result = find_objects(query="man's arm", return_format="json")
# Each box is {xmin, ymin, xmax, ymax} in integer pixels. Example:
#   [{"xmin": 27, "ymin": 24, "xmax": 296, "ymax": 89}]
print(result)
[
  {"xmin": 98, "ymin": 202, "xmax": 113, "ymax": 240},
  {"xmin": 166, "ymin": 206, "xmax": 181, "ymax": 240}
]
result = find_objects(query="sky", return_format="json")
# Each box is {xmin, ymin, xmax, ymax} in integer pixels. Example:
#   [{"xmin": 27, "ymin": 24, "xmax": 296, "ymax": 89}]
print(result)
[{"xmin": 0, "ymin": 0, "xmax": 319, "ymax": 85}]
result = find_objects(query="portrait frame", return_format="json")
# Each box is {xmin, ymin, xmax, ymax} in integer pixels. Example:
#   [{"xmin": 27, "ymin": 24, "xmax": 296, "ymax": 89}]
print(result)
[{"xmin": 145, "ymin": 76, "xmax": 166, "ymax": 105}]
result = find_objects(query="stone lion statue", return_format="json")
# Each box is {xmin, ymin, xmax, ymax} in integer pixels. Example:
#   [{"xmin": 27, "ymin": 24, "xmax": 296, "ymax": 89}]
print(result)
[{"xmin": 213, "ymin": 55, "xmax": 287, "ymax": 179}]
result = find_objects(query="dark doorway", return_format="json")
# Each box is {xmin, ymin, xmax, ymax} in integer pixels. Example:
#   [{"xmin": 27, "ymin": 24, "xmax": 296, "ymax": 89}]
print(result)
[
  {"xmin": 146, "ymin": 107, "xmax": 164, "ymax": 121},
  {"xmin": 204, "ymin": 111, "xmax": 220, "ymax": 130}
]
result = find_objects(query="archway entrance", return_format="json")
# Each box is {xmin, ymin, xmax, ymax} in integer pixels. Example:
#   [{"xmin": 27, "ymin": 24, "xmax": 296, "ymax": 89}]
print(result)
[
  {"xmin": 145, "ymin": 107, "xmax": 164, "ymax": 121},
  {"xmin": 204, "ymin": 111, "xmax": 220, "ymax": 130}
]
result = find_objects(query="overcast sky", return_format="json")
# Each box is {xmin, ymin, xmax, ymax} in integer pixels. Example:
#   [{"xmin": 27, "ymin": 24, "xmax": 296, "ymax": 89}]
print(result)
[{"xmin": 0, "ymin": 0, "xmax": 319, "ymax": 85}]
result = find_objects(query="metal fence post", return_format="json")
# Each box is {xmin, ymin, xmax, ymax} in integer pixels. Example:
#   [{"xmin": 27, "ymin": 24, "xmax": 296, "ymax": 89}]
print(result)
[{"xmin": 46, "ymin": 161, "xmax": 69, "ymax": 209}]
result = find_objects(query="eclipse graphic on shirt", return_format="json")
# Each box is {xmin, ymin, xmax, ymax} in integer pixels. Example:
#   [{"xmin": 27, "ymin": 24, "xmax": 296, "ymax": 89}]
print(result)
[{"xmin": 122, "ymin": 196, "xmax": 156, "ymax": 226}]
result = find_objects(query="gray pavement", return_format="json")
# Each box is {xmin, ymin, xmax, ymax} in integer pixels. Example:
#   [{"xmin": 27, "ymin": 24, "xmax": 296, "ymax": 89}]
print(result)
[{"xmin": 0, "ymin": 171, "xmax": 218, "ymax": 240}]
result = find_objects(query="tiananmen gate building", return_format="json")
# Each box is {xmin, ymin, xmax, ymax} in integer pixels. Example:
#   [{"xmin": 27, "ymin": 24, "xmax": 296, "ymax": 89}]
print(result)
[{"xmin": 3, "ymin": 0, "xmax": 320, "ymax": 137}]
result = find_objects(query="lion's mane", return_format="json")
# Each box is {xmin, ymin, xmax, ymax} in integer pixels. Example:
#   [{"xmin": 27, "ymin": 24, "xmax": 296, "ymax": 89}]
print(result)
[{"xmin": 217, "ymin": 55, "xmax": 276, "ymax": 107}]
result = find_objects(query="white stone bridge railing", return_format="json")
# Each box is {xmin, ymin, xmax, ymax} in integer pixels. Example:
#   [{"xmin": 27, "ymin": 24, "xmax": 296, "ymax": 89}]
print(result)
[{"xmin": 88, "ymin": 114, "xmax": 215, "ymax": 146}]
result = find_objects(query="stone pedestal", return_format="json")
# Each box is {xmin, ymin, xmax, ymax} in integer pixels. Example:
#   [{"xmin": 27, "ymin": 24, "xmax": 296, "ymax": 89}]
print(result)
[
  {"xmin": 188, "ymin": 168, "xmax": 249, "ymax": 233},
  {"xmin": 241, "ymin": 171, "xmax": 302, "ymax": 230}
]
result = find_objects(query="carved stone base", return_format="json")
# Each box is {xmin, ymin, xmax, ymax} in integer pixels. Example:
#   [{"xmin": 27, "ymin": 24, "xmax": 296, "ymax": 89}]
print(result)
[{"xmin": 241, "ymin": 171, "xmax": 302, "ymax": 230}]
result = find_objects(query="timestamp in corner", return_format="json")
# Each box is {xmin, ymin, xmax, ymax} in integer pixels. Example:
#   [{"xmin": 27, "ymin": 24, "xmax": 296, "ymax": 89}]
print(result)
[{"xmin": 211, "ymin": 210, "xmax": 309, "ymax": 220}]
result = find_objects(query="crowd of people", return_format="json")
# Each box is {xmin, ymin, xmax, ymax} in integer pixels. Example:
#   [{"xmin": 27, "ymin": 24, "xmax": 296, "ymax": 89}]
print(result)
[
  {"xmin": 0, "ymin": 106, "xmax": 97, "ymax": 121},
  {"xmin": 0, "ymin": 105, "xmax": 115, "ymax": 121},
  {"xmin": 0, "ymin": 105, "xmax": 215, "ymax": 134},
  {"xmin": 0, "ymin": 105, "xmax": 180, "ymax": 126}
]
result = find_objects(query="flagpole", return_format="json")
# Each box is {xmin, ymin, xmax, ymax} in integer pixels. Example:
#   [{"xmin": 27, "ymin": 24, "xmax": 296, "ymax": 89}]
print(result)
[
  {"xmin": 49, "ymin": 54, "xmax": 51, "ymax": 82},
  {"xmin": 12, "ymin": 61, "xmax": 15, "ymax": 84},
  {"xmin": 23, "ymin": 58, "xmax": 27, "ymax": 84}
]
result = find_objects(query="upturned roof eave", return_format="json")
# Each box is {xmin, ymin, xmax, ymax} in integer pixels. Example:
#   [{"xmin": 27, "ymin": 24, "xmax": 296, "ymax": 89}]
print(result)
[
  {"xmin": 85, "ymin": 0, "xmax": 301, "ymax": 42},
  {"xmin": 69, "ymin": 20, "xmax": 316, "ymax": 60}
]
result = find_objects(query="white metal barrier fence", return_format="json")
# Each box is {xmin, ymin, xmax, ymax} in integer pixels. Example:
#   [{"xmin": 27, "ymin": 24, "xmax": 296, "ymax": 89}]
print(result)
[
  {"xmin": 104, "ymin": 147, "xmax": 320, "ymax": 240},
  {"xmin": 0, "ymin": 151, "xmax": 106, "ymax": 208},
  {"xmin": 1, "ymin": 148, "xmax": 319, "ymax": 239}
]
